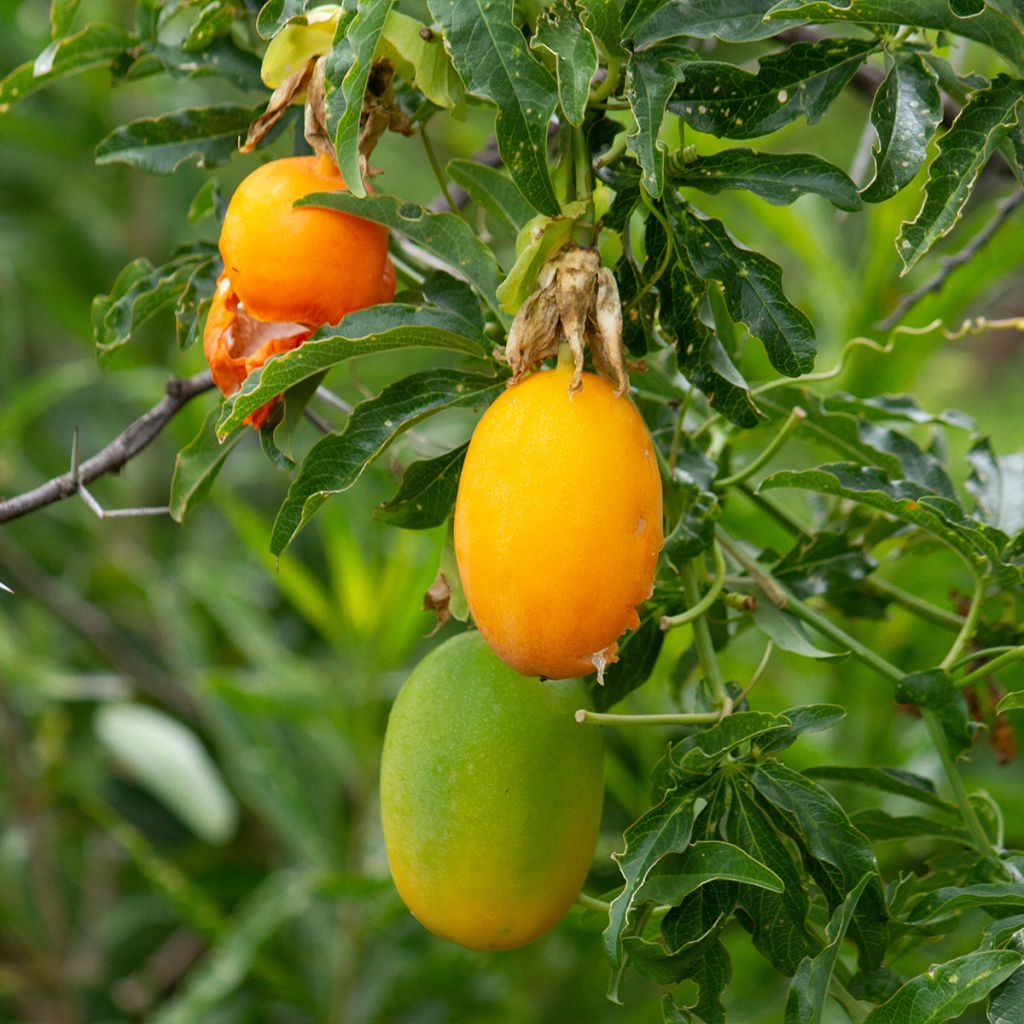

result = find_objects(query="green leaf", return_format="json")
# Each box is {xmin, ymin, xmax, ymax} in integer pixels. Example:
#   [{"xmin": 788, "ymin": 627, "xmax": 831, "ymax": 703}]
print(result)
[
  {"xmin": 897, "ymin": 670, "xmax": 976, "ymax": 757},
  {"xmin": 898, "ymin": 75, "xmax": 1024, "ymax": 272},
  {"xmin": 446, "ymin": 159, "xmax": 537, "ymax": 235},
  {"xmin": 803, "ymin": 765, "xmax": 957, "ymax": 813},
  {"xmin": 668, "ymin": 198, "xmax": 817, "ymax": 377},
  {"xmin": 997, "ymin": 690, "xmax": 1024, "ymax": 713},
  {"xmin": 773, "ymin": 532, "xmax": 880, "ymax": 610},
  {"xmin": 429, "ymin": 0, "xmax": 559, "ymax": 216},
  {"xmin": 674, "ymin": 148, "xmax": 862, "ymax": 210},
  {"xmin": 990, "ymin": 965, "xmax": 1024, "ymax": 1024},
  {"xmin": 133, "ymin": 40, "xmax": 264, "ymax": 91},
  {"xmin": 850, "ymin": 809, "xmax": 970, "ymax": 843},
  {"xmin": 170, "ymin": 406, "xmax": 245, "ymax": 523},
  {"xmin": 96, "ymin": 703, "xmax": 238, "ymax": 844},
  {"xmin": 376, "ymin": 10, "xmax": 465, "ymax": 110},
  {"xmin": 765, "ymin": 0, "xmax": 1024, "ymax": 69},
  {"xmin": 295, "ymin": 191, "xmax": 506, "ymax": 319},
  {"xmin": 259, "ymin": 6, "xmax": 338, "ymax": 87},
  {"xmin": 669, "ymin": 38, "xmax": 878, "ymax": 140},
  {"xmin": 420, "ymin": 270, "xmax": 484, "ymax": 329},
  {"xmin": 671, "ymin": 711, "xmax": 793, "ymax": 775},
  {"xmin": 216, "ymin": 304, "xmax": 489, "ymax": 436},
  {"xmin": 50, "ymin": 0, "xmax": 81, "ymax": 39},
  {"xmin": 861, "ymin": 53, "xmax": 943, "ymax": 203},
  {"xmin": 605, "ymin": 787, "xmax": 704, "ymax": 966},
  {"xmin": 750, "ymin": 761, "xmax": 889, "ymax": 969},
  {"xmin": 593, "ymin": 613, "xmax": 665, "ymax": 712},
  {"xmin": 95, "ymin": 104, "xmax": 265, "ymax": 174},
  {"xmin": 256, "ymin": 0, "xmax": 320, "ymax": 39},
  {"xmin": 531, "ymin": 2, "xmax": 597, "ymax": 127},
  {"xmin": 577, "ymin": 0, "xmax": 627, "ymax": 56},
  {"xmin": 629, "ymin": 0, "xmax": 787, "ymax": 44},
  {"xmin": 0, "ymin": 23, "xmax": 134, "ymax": 112},
  {"xmin": 324, "ymin": 1, "xmax": 393, "ymax": 200},
  {"xmin": 175, "ymin": 256, "xmax": 219, "ymax": 350},
  {"xmin": 761, "ymin": 463, "xmax": 1021, "ymax": 583},
  {"xmin": 785, "ymin": 874, "xmax": 875, "ymax": 1024},
  {"xmin": 374, "ymin": 443, "xmax": 468, "ymax": 529},
  {"xmin": 907, "ymin": 884, "xmax": 1024, "ymax": 924},
  {"xmin": 92, "ymin": 248, "xmax": 216, "ymax": 362},
  {"xmin": 967, "ymin": 438, "xmax": 1024, "ymax": 536},
  {"xmin": 861, "ymin": 951, "xmax": 1023, "ymax": 1024},
  {"xmin": 754, "ymin": 602, "xmax": 849, "ymax": 659},
  {"xmin": 626, "ymin": 41, "xmax": 696, "ymax": 196},
  {"xmin": 270, "ymin": 370, "xmax": 505, "ymax": 555},
  {"xmin": 183, "ymin": 2, "xmax": 236, "ymax": 51},
  {"xmin": 636, "ymin": 840, "xmax": 785, "ymax": 906},
  {"xmin": 151, "ymin": 870, "xmax": 316, "ymax": 1024},
  {"xmin": 758, "ymin": 704, "xmax": 848, "ymax": 754},
  {"xmin": 822, "ymin": 392, "xmax": 976, "ymax": 431}
]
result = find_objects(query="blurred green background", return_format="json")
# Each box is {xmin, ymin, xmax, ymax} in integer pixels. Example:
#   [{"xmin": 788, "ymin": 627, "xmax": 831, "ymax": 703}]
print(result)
[{"xmin": 1, "ymin": 2, "xmax": 1022, "ymax": 1022}]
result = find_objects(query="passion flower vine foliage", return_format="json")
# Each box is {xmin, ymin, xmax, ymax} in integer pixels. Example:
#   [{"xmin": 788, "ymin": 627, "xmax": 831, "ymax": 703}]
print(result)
[{"xmin": 1, "ymin": 1, "xmax": 1023, "ymax": 1021}]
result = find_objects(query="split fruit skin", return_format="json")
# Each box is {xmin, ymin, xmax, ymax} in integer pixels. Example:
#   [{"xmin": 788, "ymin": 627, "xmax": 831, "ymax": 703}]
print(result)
[
  {"xmin": 217, "ymin": 154, "xmax": 392, "ymax": 325},
  {"xmin": 380, "ymin": 631, "xmax": 604, "ymax": 952},
  {"xmin": 454, "ymin": 366, "xmax": 664, "ymax": 679}
]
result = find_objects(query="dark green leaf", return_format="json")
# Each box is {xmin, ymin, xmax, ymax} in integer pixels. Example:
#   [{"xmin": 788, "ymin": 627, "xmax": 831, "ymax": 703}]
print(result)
[
  {"xmin": 270, "ymin": 372, "xmax": 328, "ymax": 465},
  {"xmin": 967, "ymin": 438, "xmax": 1024, "ymax": 536},
  {"xmin": 374, "ymin": 443, "xmax": 468, "ymax": 529},
  {"xmin": 130, "ymin": 40, "xmax": 264, "ymax": 91},
  {"xmin": 758, "ymin": 704, "xmax": 847, "ymax": 754},
  {"xmin": 429, "ymin": 0, "xmax": 560, "ymax": 216},
  {"xmin": 762, "ymin": 463, "xmax": 1021, "ymax": 583},
  {"xmin": 990, "ymin": 965, "xmax": 1024, "ymax": 1024},
  {"xmin": 421, "ymin": 270, "xmax": 485, "ymax": 329},
  {"xmin": 295, "ymin": 191, "xmax": 506, "ymax": 319},
  {"xmin": 898, "ymin": 669, "xmax": 976, "ymax": 757},
  {"xmin": 446, "ymin": 159, "xmax": 536, "ymax": 235},
  {"xmin": 175, "ymin": 256, "xmax": 219, "ymax": 350},
  {"xmin": 750, "ymin": 761, "xmax": 889, "ymax": 969},
  {"xmin": 217, "ymin": 305, "xmax": 489, "ymax": 436},
  {"xmin": 578, "ymin": 0, "xmax": 627, "ymax": 56},
  {"xmin": 605, "ymin": 787, "xmax": 704, "ymax": 966},
  {"xmin": 766, "ymin": 1, "xmax": 1024, "ymax": 69},
  {"xmin": 669, "ymin": 199, "xmax": 817, "ymax": 377},
  {"xmin": 626, "ymin": 42, "xmax": 696, "ymax": 196},
  {"xmin": 0, "ymin": 23, "xmax": 134, "ymax": 112},
  {"xmin": 669, "ymin": 38, "xmax": 878, "ymax": 140},
  {"xmin": 671, "ymin": 712, "xmax": 793, "ymax": 775},
  {"xmin": 785, "ymin": 874, "xmax": 874, "ymax": 1024},
  {"xmin": 593, "ymin": 613, "xmax": 665, "ymax": 712},
  {"xmin": 899, "ymin": 75, "xmax": 1024, "ymax": 272},
  {"xmin": 907, "ymin": 884, "xmax": 1024, "ymax": 924},
  {"xmin": 674, "ymin": 148, "xmax": 862, "ymax": 209},
  {"xmin": 822, "ymin": 392, "xmax": 976, "ymax": 431},
  {"xmin": 271, "ymin": 371, "xmax": 505, "ymax": 555},
  {"xmin": 773, "ymin": 532, "xmax": 878, "ymax": 602},
  {"xmin": 850, "ymin": 809, "xmax": 970, "ymax": 844},
  {"xmin": 95, "ymin": 104, "xmax": 265, "ymax": 173},
  {"xmin": 804, "ymin": 765, "xmax": 957, "ymax": 813},
  {"xmin": 861, "ymin": 951, "xmax": 1022, "ymax": 1024},
  {"xmin": 662, "ymin": 879, "xmax": 737, "ymax": 952},
  {"xmin": 861, "ymin": 53, "xmax": 943, "ymax": 203},
  {"xmin": 531, "ymin": 2, "xmax": 597, "ymax": 127},
  {"xmin": 629, "ymin": 0, "xmax": 787, "ymax": 44},
  {"xmin": 170, "ymin": 406, "xmax": 245, "ymax": 523},
  {"xmin": 324, "ymin": 2, "xmax": 393, "ymax": 199},
  {"xmin": 754, "ymin": 602, "xmax": 848, "ymax": 659},
  {"xmin": 184, "ymin": 2, "xmax": 236, "ymax": 51}
]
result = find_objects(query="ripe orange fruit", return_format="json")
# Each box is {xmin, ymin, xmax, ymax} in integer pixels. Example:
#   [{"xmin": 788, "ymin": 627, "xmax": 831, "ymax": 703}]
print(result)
[
  {"xmin": 218, "ymin": 154, "xmax": 391, "ymax": 325},
  {"xmin": 454, "ymin": 366, "xmax": 663, "ymax": 679},
  {"xmin": 380, "ymin": 631, "xmax": 604, "ymax": 951}
]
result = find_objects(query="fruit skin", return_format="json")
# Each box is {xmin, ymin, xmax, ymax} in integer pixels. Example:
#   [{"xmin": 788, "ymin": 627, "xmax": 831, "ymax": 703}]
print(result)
[
  {"xmin": 454, "ymin": 366, "xmax": 663, "ymax": 679},
  {"xmin": 217, "ymin": 154, "xmax": 391, "ymax": 326},
  {"xmin": 380, "ymin": 631, "xmax": 604, "ymax": 952}
]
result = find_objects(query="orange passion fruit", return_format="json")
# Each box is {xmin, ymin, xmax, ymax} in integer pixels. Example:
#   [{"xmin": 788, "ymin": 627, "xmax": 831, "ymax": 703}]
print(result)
[{"xmin": 454, "ymin": 365, "xmax": 663, "ymax": 679}]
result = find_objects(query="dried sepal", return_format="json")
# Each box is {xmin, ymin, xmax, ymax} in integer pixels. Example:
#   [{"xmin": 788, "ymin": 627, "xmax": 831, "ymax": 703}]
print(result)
[
  {"xmin": 243, "ymin": 58, "xmax": 318, "ymax": 154},
  {"xmin": 590, "ymin": 268, "xmax": 628, "ymax": 396}
]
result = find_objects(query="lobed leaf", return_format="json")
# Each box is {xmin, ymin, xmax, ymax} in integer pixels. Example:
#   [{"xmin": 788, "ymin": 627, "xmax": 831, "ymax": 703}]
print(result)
[
  {"xmin": 628, "ymin": 0, "xmax": 791, "ymax": 45},
  {"xmin": 374, "ymin": 443, "xmax": 468, "ymax": 529},
  {"xmin": 861, "ymin": 950, "xmax": 1022, "ymax": 1024},
  {"xmin": 270, "ymin": 370, "xmax": 505, "ymax": 554},
  {"xmin": 95, "ymin": 104, "xmax": 268, "ymax": 174},
  {"xmin": 295, "ymin": 191, "xmax": 506, "ymax": 319},
  {"xmin": 898, "ymin": 75, "xmax": 1024, "ymax": 273},
  {"xmin": 861, "ymin": 53, "xmax": 943, "ymax": 203},
  {"xmin": 757, "ymin": 704, "xmax": 848, "ymax": 754},
  {"xmin": 674, "ymin": 148, "xmax": 862, "ymax": 210},
  {"xmin": 577, "ymin": 0, "xmax": 627, "ymax": 56},
  {"xmin": 669, "ymin": 38, "xmax": 878, "ymax": 140},
  {"xmin": 429, "ymin": 0, "xmax": 560, "ymax": 216},
  {"xmin": 671, "ymin": 711, "xmax": 793, "ymax": 775},
  {"xmin": 531, "ymin": 2, "xmax": 597, "ymax": 127}
]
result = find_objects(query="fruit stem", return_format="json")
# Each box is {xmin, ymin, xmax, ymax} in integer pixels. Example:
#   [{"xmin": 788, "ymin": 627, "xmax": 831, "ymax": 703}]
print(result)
[
  {"xmin": 679, "ymin": 558, "xmax": 732, "ymax": 715},
  {"xmin": 556, "ymin": 340, "xmax": 574, "ymax": 371},
  {"xmin": 714, "ymin": 406, "xmax": 806, "ymax": 491},
  {"xmin": 575, "ymin": 708, "xmax": 723, "ymax": 727},
  {"xmin": 955, "ymin": 645, "xmax": 1024, "ymax": 689},
  {"xmin": 661, "ymin": 542, "xmax": 726, "ymax": 630}
]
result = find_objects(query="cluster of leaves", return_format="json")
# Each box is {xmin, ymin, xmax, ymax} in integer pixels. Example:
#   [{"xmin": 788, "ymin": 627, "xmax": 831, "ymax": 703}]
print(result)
[{"xmin": 3, "ymin": 0, "xmax": 1024, "ymax": 1021}]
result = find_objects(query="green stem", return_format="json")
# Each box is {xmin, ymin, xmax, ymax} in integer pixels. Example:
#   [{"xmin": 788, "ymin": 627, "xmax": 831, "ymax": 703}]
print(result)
[
  {"xmin": 662, "ymin": 542, "xmax": 726, "ymax": 629},
  {"xmin": 420, "ymin": 125, "xmax": 464, "ymax": 223},
  {"xmin": 679, "ymin": 559, "xmax": 731, "ymax": 712},
  {"xmin": 589, "ymin": 56, "xmax": 621, "ymax": 103},
  {"xmin": 714, "ymin": 407, "xmax": 806, "ymax": 490},
  {"xmin": 630, "ymin": 193, "xmax": 675, "ymax": 305},
  {"xmin": 922, "ymin": 709, "xmax": 994, "ymax": 855},
  {"xmin": 594, "ymin": 131, "xmax": 628, "ymax": 170},
  {"xmin": 940, "ymin": 574, "xmax": 987, "ymax": 670},
  {"xmin": 956, "ymin": 645, "xmax": 1024, "ymax": 689},
  {"xmin": 869, "ymin": 576, "xmax": 964, "ymax": 632},
  {"xmin": 736, "ymin": 483, "xmax": 810, "ymax": 537},
  {"xmin": 830, "ymin": 978, "xmax": 868, "ymax": 1024},
  {"xmin": 576, "ymin": 892, "xmax": 611, "ymax": 913},
  {"xmin": 952, "ymin": 645, "xmax": 1021, "ymax": 670},
  {"xmin": 576, "ymin": 708, "xmax": 723, "ymax": 727}
]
